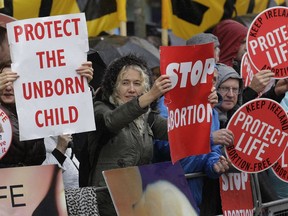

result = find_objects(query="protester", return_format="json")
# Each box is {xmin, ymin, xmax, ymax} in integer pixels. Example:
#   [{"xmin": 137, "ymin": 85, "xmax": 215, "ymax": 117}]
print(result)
[
  {"xmin": 212, "ymin": 20, "xmax": 288, "ymax": 208},
  {"xmin": 42, "ymin": 135, "xmax": 80, "ymax": 189},
  {"xmin": 212, "ymin": 19, "xmax": 288, "ymax": 104},
  {"xmin": 86, "ymin": 54, "xmax": 173, "ymax": 216},
  {"xmin": 198, "ymin": 63, "xmax": 243, "ymax": 215},
  {"xmin": 0, "ymin": 61, "xmax": 93, "ymax": 169}
]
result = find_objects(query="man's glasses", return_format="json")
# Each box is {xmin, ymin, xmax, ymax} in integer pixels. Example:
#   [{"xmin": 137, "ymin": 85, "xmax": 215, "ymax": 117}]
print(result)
[{"xmin": 218, "ymin": 86, "xmax": 240, "ymax": 95}]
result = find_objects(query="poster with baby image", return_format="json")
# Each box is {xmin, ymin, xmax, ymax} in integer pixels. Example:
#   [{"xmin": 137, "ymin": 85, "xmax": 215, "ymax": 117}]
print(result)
[{"xmin": 103, "ymin": 162, "xmax": 197, "ymax": 216}]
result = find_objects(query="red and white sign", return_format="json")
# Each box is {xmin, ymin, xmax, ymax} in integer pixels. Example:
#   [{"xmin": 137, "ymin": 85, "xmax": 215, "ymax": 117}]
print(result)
[
  {"xmin": 247, "ymin": 6, "xmax": 288, "ymax": 79},
  {"xmin": 160, "ymin": 43, "xmax": 214, "ymax": 163},
  {"xmin": 226, "ymin": 98, "xmax": 288, "ymax": 173},
  {"xmin": 241, "ymin": 52, "xmax": 275, "ymax": 95},
  {"xmin": 6, "ymin": 13, "xmax": 96, "ymax": 141},
  {"xmin": 241, "ymin": 52, "xmax": 258, "ymax": 88},
  {"xmin": 220, "ymin": 173, "xmax": 254, "ymax": 216},
  {"xmin": 272, "ymin": 147, "xmax": 288, "ymax": 183},
  {"xmin": 0, "ymin": 108, "xmax": 12, "ymax": 159}
]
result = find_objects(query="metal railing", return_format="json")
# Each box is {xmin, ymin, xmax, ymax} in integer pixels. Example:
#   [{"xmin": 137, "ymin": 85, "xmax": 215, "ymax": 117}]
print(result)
[{"xmin": 92, "ymin": 171, "xmax": 288, "ymax": 215}]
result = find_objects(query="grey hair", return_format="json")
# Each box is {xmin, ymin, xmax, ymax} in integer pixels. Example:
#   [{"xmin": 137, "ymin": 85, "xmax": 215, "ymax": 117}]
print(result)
[{"xmin": 110, "ymin": 64, "xmax": 150, "ymax": 105}]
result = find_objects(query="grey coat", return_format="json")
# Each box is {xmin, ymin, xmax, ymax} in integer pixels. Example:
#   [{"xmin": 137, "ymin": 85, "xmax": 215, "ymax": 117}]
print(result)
[{"xmin": 88, "ymin": 97, "xmax": 168, "ymax": 187}]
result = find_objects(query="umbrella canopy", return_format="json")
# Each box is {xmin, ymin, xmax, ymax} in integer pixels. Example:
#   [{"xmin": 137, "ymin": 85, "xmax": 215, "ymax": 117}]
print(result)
[
  {"xmin": 87, "ymin": 35, "xmax": 160, "ymax": 90},
  {"xmin": 89, "ymin": 35, "xmax": 160, "ymax": 70}
]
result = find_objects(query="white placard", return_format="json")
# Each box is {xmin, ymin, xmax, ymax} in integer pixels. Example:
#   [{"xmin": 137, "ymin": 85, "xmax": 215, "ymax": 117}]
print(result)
[{"xmin": 7, "ymin": 13, "xmax": 96, "ymax": 140}]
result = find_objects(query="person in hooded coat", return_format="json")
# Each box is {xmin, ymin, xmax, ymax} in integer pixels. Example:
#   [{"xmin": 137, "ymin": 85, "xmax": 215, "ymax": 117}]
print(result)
[{"xmin": 213, "ymin": 19, "xmax": 288, "ymax": 105}]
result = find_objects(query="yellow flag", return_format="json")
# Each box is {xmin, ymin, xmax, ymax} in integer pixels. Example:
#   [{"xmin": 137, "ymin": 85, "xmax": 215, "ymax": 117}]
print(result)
[
  {"xmin": 162, "ymin": 0, "xmax": 285, "ymax": 40},
  {"xmin": 86, "ymin": 0, "xmax": 127, "ymax": 37},
  {"xmin": 0, "ymin": 0, "xmax": 4, "ymax": 9},
  {"xmin": 1, "ymin": 0, "xmax": 127, "ymax": 37}
]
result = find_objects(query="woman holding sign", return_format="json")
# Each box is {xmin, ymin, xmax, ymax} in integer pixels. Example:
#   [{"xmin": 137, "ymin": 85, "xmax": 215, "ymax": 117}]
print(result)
[{"xmin": 86, "ymin": 54, "xmax": 174, "ymax": 216}]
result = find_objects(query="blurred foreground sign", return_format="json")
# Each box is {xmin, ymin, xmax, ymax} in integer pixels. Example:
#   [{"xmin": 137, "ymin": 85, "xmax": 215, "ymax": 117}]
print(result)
[{"xmin": 0, "ymin": 165, "xmax": 68, "ymax": 216}]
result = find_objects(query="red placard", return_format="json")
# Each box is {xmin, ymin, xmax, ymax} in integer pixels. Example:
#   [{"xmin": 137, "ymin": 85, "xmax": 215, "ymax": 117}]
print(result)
[
  {"xmin": 160, "ymin": 43, "xmax": 214, "ymax": 163},
  {"xmin": 272, "ymin": 147, "xmax": 288, "ymax": 183},
  {"xmin": 225, "ymin": 98, "xmax": 288, "ymax": 173},
  {"xmin": 220, "ymin": 173, "xmax": 254, "ymax": 215},
  {"xmin": 241, "ymin": 52, "xmax": 275, "ymax": 95},
  {"xmin": 0, "ymin": 108, "xmax": 12, "ymax": 160},
  {"xmin": 247, "ymin": 6, "xmax": 288, "ymax": 79}
]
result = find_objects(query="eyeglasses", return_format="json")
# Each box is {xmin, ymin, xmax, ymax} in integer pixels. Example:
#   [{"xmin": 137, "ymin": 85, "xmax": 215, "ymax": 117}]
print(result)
[{"xmin": 218, "ymin": 86, "xmax": 240, "ymax": 95}]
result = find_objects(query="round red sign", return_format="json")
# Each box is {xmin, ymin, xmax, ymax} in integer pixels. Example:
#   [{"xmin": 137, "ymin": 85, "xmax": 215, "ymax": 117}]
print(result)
[
  {"xmin": 0, "ymin": 108, "xmax": 12, "ymax": 160},
  {"xmin": 272, "ymin": 147, "xmax": 288, "ymax": 183},
  {"xmin": 247, "ymin": 6, "xmax": 288, "ymax": 79},
  {"xmin": 225, "ymin": 98, "xmax": 288, "ymax": 173}
]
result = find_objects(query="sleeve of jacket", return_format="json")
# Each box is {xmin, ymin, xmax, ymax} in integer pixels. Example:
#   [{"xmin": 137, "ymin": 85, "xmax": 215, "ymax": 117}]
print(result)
[
  {"xmin": 42, "ymin": 152, "xmax": 67, "ymax": 171},
  {"xmin": 150, "ymin": 112, "xmax": 168, "ymax": 141},
  {"xmin": 243, "ymin": 85, "xmax": 285, "ymax": 104},
  {"xmin": 94, "ymin": 98, "xmax": 148, "ymax": 133},
  {"xmin": 260, "ymin": 85, "xmax": 285, "ymax": 103},
  {"xmin": 204, "ymin": 145, "xmax": 223, "ymax": 179}
]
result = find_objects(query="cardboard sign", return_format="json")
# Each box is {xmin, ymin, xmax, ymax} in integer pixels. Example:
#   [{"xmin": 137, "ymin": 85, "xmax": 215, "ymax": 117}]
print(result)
[
  {"xmin": 6, "ymin": 13, "xmax": 96, "ymax": 141},
  {"xmin": 226, "ymin": 98, "xmax": 288, "ymax": 173},
  {"xmin": 103, "ymin": 162, "xmax": 197, "ymax": 216},
  {"xmin": 0, "ymin": 165, "xmax": 68, "ymax": 216},
  {"xmin": 160, "ymin": 43, "xmax": 214, "ymax": 163},
  {"xmin": 247, "ymin": 6, "xmax": 288, "ymax": 78},
  {"xmin": 0, "ymin": 108, "xmax": 12, "ymax": 159},
  {"xmin": 220, "ymin": 173, "xmax": 254, "ymax": 216},
  {"xmin": 272, "ymin": 147, "xmax": 288, "ymax": 183}
]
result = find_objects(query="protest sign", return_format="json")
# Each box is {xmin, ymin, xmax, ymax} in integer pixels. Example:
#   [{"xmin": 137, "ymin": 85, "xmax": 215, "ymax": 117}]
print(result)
[
  {"xmin": 247, "ymin": 6, "xmax": 288, "ymax": 79},
  {"xmin": 241, "ymin": 52, "xmax": 275, "ymax": 95},
  {"xmin": 226, "ymin": 98, "xmax": 288, "ymax": 173},
  {"xmin": 272, "ymin": 147, "xmax": 288, "ymax": 183},
  {"xmin": 160, "ymin": 43, "xmax": 214, "ymax": 163},
  {"xmin": 0, "ymin": 108, "xmax": 12, "ymax": 159},
  {"xmin": 6, "ymin": 13, "xmax": 96, "ymax": 140},
  {"xmin": 241, "ymin": 52, "xmax": 258, "ymax": 88},
  {"xmin": 0, "ymin": 165, "xmax": 67, "ymax": 216},
  {"xmin": 220, "ymin": 172, "xmax": 254, "ymax": 216},
  {"xmin": 103, "ymin": 162, "xmax": 197, "ymax": 216}
]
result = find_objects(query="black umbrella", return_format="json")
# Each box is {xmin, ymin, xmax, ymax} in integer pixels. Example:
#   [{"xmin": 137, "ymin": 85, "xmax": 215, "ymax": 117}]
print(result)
[
  {"xmin": 89, "ymin": 35, "xmax": 160, "ymax": 69},
  {"xmin": 88, "ymin": 35, "xmax": 160, "ymax": 90}
]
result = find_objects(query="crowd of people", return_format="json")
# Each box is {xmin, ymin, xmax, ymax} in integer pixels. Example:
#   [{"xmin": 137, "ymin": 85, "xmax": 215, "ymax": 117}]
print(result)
[{"xmin": 1, "ymin": 11, "xmax": 288, "ymax": 216}]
